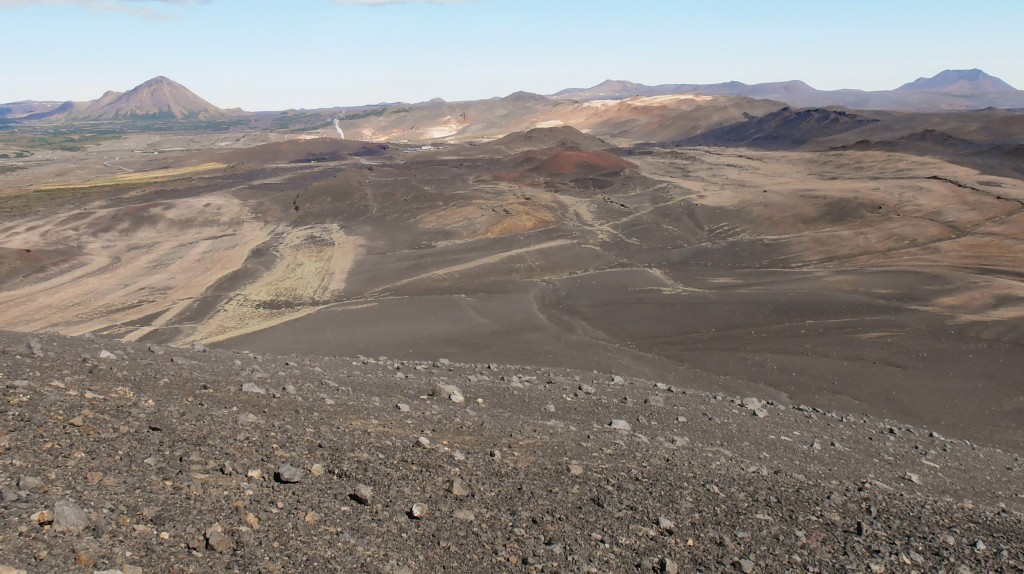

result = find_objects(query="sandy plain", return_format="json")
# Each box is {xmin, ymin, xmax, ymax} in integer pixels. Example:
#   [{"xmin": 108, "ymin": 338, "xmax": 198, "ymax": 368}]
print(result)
[{"xmin": 1, "ymin": 130, "xmax": 1022, "ymax": 451}]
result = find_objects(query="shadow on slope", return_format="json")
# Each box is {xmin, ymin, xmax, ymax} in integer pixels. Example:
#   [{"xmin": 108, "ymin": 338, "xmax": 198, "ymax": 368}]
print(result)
[
  {"xmin": 837, "ymin": 130, "xmax": 1024, "ymax": 179},
  {"xmin": 677, "ymin": 107, "xmax": 881, "ymax": 150},
  {"xmin": 218, "ymin": 138, "xmax": 393, "ymax": 166}
]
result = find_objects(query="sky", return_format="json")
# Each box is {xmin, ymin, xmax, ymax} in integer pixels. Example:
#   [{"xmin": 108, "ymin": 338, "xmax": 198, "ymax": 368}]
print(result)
[{"xmin": 2, "ymin": 0, "xmax": 1022, "ymax": 110}]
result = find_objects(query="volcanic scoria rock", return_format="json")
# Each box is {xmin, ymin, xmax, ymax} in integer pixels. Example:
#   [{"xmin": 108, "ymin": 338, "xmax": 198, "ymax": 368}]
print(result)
[
  {"xmin": 205, "ymin": 523, "xmax": 233, "ymax": 553},
  {"xmin": 432, "ymin": 383, "xmax": 465, "ymax": 403},
  {"xmin": 52, "ymin": 499, "xmax": 90, "ymax": 532},
  {"xmin": 351, "ymin": 484, "xmax": 373, "ymax": 505},
  {"xmin": 275, "ymin": 463, "xmax": 304, "ymax": 483}
]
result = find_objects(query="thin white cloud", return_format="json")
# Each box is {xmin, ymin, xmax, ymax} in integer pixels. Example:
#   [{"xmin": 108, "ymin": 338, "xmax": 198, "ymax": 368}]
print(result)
[
  {"xmin": 331, "ymin": 0, "xmax": 472, "ymax": 4},
  {"xmin": 0, "ymin": 0, "xmax": 206, "ymax": 4},
  {"xmin": 0, "ymin": 0, "xmax": 473, "ymax": 19},
  {"xmin": 0, "ymin": 0, "xmax": 207, "ymax": 19}
]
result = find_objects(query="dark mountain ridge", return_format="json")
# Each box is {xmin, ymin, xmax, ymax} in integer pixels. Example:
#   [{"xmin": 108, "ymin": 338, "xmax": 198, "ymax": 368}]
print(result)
[
  {"xmin": 678, "ymin": 107, "xmax": 881, "ymax": 150},
  {"xmin": 898, "ymin": 69, "xmax": 1018, "ymax": 94},
  {"xmin": 554, "ymin": 69, "xmax": 1024, "ymax": 112}
]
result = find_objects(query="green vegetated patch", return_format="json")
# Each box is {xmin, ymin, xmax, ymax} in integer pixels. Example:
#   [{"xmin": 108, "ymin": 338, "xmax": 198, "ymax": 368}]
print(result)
[
  {"xmin": 117, "ymin": 117, "xmax": 249, "ymax": 133},
  {"xmin": 287, "ymin": 121, "xmax": 334, "ymax": 134},
  {"xmin": 272, "ymin": 111, "xmax": 331, "ymax": 131},
  {"xmin": 0, "ymin": 163, "xmax": 26, "ymax": 174},
  {"xmin": 0, "ymin": 128, "xmax": 123, "ymax": 152},
  {"xmin": 0, "ymin": 161, "xmax": 224, "ymax": 214},
  {"xmin": 0, "ymin": 118, "xmax": 250, "ymax": 153},
  {"xmin": 0, "ymin": 182, "xmax": 148, "ymax": 217},
  {"xmin": 339, "ymin": 107, "xmax": 389, "ymax": 121},
  {"xmin": 30, "ymin": 183, "xmax": 137, "ymax": 196},
  {"xmin": 30, "ymin": 162, "xmax": 227, "ymax": 192}
]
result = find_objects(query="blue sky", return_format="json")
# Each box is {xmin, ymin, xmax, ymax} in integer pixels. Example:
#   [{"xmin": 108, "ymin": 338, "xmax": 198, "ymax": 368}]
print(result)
[{"xmin": 2, "ymin": 0, "xmax": 1021, "ymax": 110}]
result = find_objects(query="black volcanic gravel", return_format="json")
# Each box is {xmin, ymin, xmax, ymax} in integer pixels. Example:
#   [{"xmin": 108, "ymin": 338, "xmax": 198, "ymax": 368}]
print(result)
[{"xmin": 1, "ymin": 331, "xmax": 1021, "ymax": 573}]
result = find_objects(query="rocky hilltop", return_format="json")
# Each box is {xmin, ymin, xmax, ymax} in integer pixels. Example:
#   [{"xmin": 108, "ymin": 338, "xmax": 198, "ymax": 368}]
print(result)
[
  {"xmin": 74, "ymin": 76, "xmax": 225, "ymax": 120},
  {"xmin": 0, "ymin": 77, "xmax": 226, "ymax": 123},
  {"xmin": 0, "ymin": 330, "xmax": 1021, "ymax": 573}
]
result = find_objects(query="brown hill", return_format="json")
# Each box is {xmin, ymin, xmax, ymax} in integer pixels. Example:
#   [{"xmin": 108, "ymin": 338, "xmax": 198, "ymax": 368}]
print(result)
[
  {"xmin": 334, "ymin": 94, "xmax": 781, "ymax": 145},
  {"xmin": 683, "ymin": 105, "xmax": 1024, "ymax": 178},
  {"xmin": 0, "ymin": 100, "xmax": 67, "ymax": 119},
  {"xmin": 74, "ymin": 76, "xmax": 225, "ymax": 120},
  {"xmin": 218, "ymin": 138, "xmax": 392, "ymax": 166},
  {"xmin": 835, "ymin": 129, "xmax": 1024, "ymax": 178},
  {"xmin": 482, "ymin": 126, "xmax": 612, "ymax": 153},
  {"xmin": 678, "ymin": 107, "xmax": 881, "ymax": 150},
  {"xmin": 19, "ymin": 100, "xmax": 76, "ymax": 121},
  {"xmin": 496, "ymin": 146, "xmax": 638, "ymax": 191},
  {"xmin": 75, "ymin": 90, "xmax": 123, "ymax": 118},
  {"xmin": 578, "ymin": 95, "xmax": 782, "ymax": 143},
  {"xmin": 527, "ymin": 148, "xmax": 636, "ymax": 177}
]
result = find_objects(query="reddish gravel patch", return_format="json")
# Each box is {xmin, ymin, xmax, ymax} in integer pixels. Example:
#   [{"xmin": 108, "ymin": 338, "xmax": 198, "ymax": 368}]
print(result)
[{"xmin": 525, "ymin": 148, "xmax": 637, "ymax": 178}]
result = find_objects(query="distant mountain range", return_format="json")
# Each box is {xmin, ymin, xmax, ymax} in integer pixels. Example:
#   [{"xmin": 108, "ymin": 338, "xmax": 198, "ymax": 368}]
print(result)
[
  {"xmin": 1, "ymin": 76, "xmax": 226, "ymax": 122},
  {"xmin": 552, "ymin": 69, "xmax": 1024, "ymax": 112},
  {"xmin": 896, "ymin": 68, "xmax": 1017, "ymax": 95},
  {"xmin": 2, "ymin": 69, "xmax": 1023, "ymax": 126}
]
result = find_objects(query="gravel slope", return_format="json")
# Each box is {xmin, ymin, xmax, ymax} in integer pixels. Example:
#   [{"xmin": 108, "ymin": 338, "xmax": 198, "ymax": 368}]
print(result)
[{"xmin": 1, "ymin": 331, "xmax": 1021, "ymax": 573}]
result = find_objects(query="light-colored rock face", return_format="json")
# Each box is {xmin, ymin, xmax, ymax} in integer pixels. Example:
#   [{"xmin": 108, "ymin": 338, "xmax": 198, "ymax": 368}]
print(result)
[
  {"xmin": 0, "ymin": 192, "xmax": 360, "ymax": 345},
  {"xmin": 334, "ymin": 92, "xmax": 781, "ymax": 146}
]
